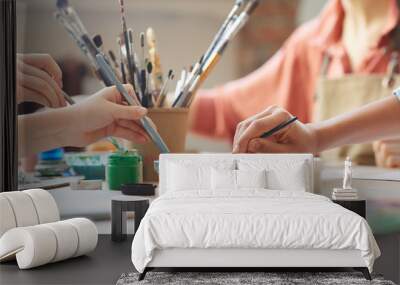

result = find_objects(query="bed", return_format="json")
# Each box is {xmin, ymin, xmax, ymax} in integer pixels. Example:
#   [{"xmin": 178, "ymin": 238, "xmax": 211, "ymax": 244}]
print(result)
[{"xmin": 131, "ymin": 154, "xmax": 380, "ymax": 281}]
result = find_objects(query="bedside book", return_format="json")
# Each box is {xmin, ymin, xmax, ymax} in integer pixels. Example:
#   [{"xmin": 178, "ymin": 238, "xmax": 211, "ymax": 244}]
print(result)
[{"xmin": 332, "ymin": 187, "xmax": 358, "ymax": 200}]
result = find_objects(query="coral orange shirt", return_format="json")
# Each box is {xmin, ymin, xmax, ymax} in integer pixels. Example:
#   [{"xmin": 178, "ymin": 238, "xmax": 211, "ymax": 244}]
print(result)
[{"xmin": 190, "ymin": 0, "xmax": 399, "ymax": 141}]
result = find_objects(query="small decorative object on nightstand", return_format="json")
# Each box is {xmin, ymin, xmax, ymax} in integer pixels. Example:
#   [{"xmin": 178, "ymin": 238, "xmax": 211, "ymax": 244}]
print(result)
[
  {"xmin": 111, "ymin": 196, "xmax": 150, "ymax": 242},
  {"xmin": 332, "ymin": 199, "xmax": 366, "ymax": 218},
  {"xmin": 332, "ymin": 157, "xmax": 365, "ymax": 218},
  {"xmin": 332, "ymin": 157, "xmax": 359, "ymax": 201}
]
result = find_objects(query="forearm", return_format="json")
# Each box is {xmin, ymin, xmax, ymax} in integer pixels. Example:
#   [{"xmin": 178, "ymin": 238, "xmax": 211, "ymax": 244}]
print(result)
[
  {"xmin": 314, "ymin": 96, "xmax": 400, "ymax": 152},
  {"xmin": 18, "ymin": 107, "xmax": 78, "ymax": 157}
]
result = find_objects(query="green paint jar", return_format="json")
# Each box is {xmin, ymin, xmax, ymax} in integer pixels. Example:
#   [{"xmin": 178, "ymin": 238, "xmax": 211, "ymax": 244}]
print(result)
[{"xmin": 106, "ymin": 150, "xmax": 143, "ymax": 190}]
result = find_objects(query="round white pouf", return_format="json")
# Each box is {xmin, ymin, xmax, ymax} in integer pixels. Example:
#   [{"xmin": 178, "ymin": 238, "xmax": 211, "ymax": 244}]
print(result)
[
  {"xmin": 24, "ymin": 189, "xmax": 60, "ymax": 224},
  {"xmin": 0, "ymin": 196, "xmax": 17, "ymax": 237},
  {"xmin": 0, "ymin": 226, "xmax": 57, "ymax": 269},
  {"xmin": 43, "ymin": 221, "xmax": 79, "ymax": 262},
  {"xmin": 64, "ymin": 218, "xmax": 98, "ymax": 257},
  {"xmin": 1, "ymin": 192, "xmax": 39, "ymax": 227}
]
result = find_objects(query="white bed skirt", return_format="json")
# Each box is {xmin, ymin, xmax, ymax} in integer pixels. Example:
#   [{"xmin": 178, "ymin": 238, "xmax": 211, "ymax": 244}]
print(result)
[{"xmin": 148, "ymin": 248, "xmax": 366, "ymax": 268}]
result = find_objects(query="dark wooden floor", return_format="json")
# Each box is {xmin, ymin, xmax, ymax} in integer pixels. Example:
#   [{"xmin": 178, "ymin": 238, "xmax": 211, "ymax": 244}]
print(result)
[
  {"xmin": 0, "ymin": 235, "xmax": 134, "ymax": 285},
  {"xmin": 1, "ymin": 234, "xmax": 398, "ymax": 284}
]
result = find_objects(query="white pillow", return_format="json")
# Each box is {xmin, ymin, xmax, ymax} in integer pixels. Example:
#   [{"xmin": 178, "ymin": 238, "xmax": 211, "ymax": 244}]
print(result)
[
  {"xmin": 167, "ymin": 160, "xmax": 235, "ymax": 192},
  {"xmin": 211, "ymin": 168, "xmax": 236, "ymax": 190},
  {"xmin": 236, "ymin": 169, "xmax": 267, "ymax": 189},
  {"xmin": 238, "ymin": 159, "xmax": 308, "ymax": 191},
  {"xmin": 211, "ymin": 169, "xmax": 267, "ymax": 191},
  {"xmin": 167, "ymin": 163, "xmax": 209, "ymax": 191}
]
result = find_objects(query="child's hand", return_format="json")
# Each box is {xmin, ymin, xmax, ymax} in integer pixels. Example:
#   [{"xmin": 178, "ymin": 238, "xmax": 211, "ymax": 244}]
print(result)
[
  {"xmin": 232, "ymin": 106, "xmax": 318, "ymax": 154},
  {"xmin": 16, "ymin": 54, "xmax": 66, "ymax": 108},
  {"xmin": 65, "ymin": 84, "xmax": 150, "ymax": 147}
]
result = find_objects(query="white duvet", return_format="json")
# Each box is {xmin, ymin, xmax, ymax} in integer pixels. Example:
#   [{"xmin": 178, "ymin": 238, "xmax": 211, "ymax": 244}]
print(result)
[{"xmin": 131, "ymin": 190, "xmax": 380, "ymax": 273}]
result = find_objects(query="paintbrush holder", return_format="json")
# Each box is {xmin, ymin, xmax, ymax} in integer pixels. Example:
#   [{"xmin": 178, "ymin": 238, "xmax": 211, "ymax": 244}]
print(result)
[{"xmin": 126, "ymin": 108, "xmax": 189, "ymax": 182}]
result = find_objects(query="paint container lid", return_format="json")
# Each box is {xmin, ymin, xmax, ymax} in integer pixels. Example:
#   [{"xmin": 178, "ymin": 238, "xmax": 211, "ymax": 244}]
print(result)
[{"xmin": 108, "ymin": 150, "xmax": 142, "ymax": 166}]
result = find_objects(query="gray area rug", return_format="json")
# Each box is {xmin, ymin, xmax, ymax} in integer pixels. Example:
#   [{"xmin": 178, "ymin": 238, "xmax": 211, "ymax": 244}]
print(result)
[{"xmin": 117, "ymin": 272, "xmax": 395, "ymax": 285}]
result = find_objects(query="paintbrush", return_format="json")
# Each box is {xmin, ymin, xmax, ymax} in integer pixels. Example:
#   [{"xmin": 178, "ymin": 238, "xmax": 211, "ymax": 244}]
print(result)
[
  {"xmin": 140, "ymin": 33, "xmax": 146, "ymax": 70},
  {"xmin": 108, "ymin": 137, "xmax": 125, "ymax": 152},
  {"xmin": 96, "ymin": 53, "xmax": 170, "ymax": 154},
  {"xmin": 146, "ymin": 27, "xmax": 163, "ymax": 91},
  {"xmin": 156, "ymin": 70, "xmax": 174, "ymax": 108},
  {"xmin": 146, "ymin": 61, "xmax": 153, "ymax": 107},
  {"xmin": 222, "ymin": 0, "xmax": 260, "ymax": 42},
  {"xmin": 174, "ymin": 0, "xmax": 260, "ymax": 108},
  {"xmin": 56, "ymin": 0, "xmax": 113, "ymax": 86},
  {"xmin": 260, "ymin": 117, "xmax": 298, "ymax": 139},
  {"xmin": 201, "ymin": 0, "xmax": 244, "ymax": 65},
  {"xmin": 181, "ymin": 43, "xmax": 228, "ymax": 107},
  {"xmin": 118, "ymin": 0, "xmax": 135, "ymax": 86},
  {"xmin": 139, "ymin": 33, "xmax": 147, "ymax": 93},
  {"xmin": 108, "ymin": 50, "xmax": 120, "ymax": 70},
  {"xmin": 128, "ymin": 28, "xmax": 141, "ymax": 93},
  {"xmin": 140, "ymin": 59, "xmax": 149, "ymax": 107},
  {"xmin": 93, "ymin": 35, "xmax": 115, "ymax": 71},
  {"xmin": 171, "ymin": 0, "xmax": 241, "ymax": 105},
  {"xmin": 172, "ymin": 62, "xmax": 200, "ymax": 107},
  {"xmin": 173, "ymin": 69, "xmax": 187, "ymax": 102},
  {"xmin": 138, "ymin": 33, "xmax": 148, "ymax": 106},
  {"xmin": 117, "ymin": 38, "xmax": 128, "ymax": 84},
  {"xmin": 55, "ymin": 13, "xmax": 90, "ymax": 62},
  {"xmin": 56, "ymin": 0, "xmax": 98, "ymax": 61},
  {"xmin": 61, "ymin": 90, "xmax": 76, "ymax": 105}
]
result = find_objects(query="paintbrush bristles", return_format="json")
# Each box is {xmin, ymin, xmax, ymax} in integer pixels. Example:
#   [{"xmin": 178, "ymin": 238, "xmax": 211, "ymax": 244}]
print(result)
[
  {"xmin": 118, "ymin": 0, "xmax": 127, "ymax": 31},
  {"xmin": 128, "ymin": 29, "xmax": 133, "ymax": 44},
  {"xmin": 109, "ymin": 50, "xmax": 116, "ymax": 62},
  {"xmin": 93, "ymin": 34, "xmax": 103, "ymax": 48},
  {"xmin": 146, "ymin": 27, "xmax": 156, "ymax": 48},
  {"xmin": 140, "ymin": 33, "xmax": 145, "ymax": 47},
  {"xmin": 56, "ymin": 0, "xmax": 69, "ymax": 9},
  {"xmin": 147, "ymin": 62, "xmax": 153, "ymax": 74}
]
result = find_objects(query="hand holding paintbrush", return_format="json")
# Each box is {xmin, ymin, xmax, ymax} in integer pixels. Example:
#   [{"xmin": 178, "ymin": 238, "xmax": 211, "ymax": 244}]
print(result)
[{"xmin": 96, "ymin": 53, "xmax": 170, "ymax": 153}]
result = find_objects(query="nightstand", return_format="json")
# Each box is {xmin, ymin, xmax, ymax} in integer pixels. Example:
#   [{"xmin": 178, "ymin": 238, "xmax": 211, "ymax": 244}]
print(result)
[
  {"xmin": 332, "ymin": 199, "xmax": 366, "ymax": 218},
  {"xmin": 111, "ymin": 196, "xmax": 150, "ymax": 242}
]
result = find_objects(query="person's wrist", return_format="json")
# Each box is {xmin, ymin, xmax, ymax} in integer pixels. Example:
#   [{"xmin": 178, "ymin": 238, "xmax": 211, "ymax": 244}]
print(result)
[
  {"xmin": 308, "ymin": 122, "xmax": 326, "ymax": 153},
  {"xmin": 54, "ymin": 105, "xmax": 81, "ymax": 146}
]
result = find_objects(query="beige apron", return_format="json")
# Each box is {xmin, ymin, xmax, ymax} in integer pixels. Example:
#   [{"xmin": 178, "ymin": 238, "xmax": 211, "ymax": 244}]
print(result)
[{"xmin": 314, "ymin": 52, "xmax": 400, "ymax": 165}]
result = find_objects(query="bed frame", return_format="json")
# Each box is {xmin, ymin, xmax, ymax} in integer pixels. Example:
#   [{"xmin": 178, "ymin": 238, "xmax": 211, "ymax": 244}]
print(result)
[
  {"xmin": 138, "ymin": 154, "xmax": 372, "ymax": 281},
  {"xmin": 139, "ymin": 248, "xmax": 371, "ymax": 280}
]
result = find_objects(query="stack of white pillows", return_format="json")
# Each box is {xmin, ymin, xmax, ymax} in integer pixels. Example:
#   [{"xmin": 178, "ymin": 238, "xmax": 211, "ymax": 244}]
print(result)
[
  {"xmin": 163, "ymin": 158, "xmax": 310, "ymax": 195},
  {"xmin": 0, "ymin": 189, "xmax": 98, "ymax": 269}
]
